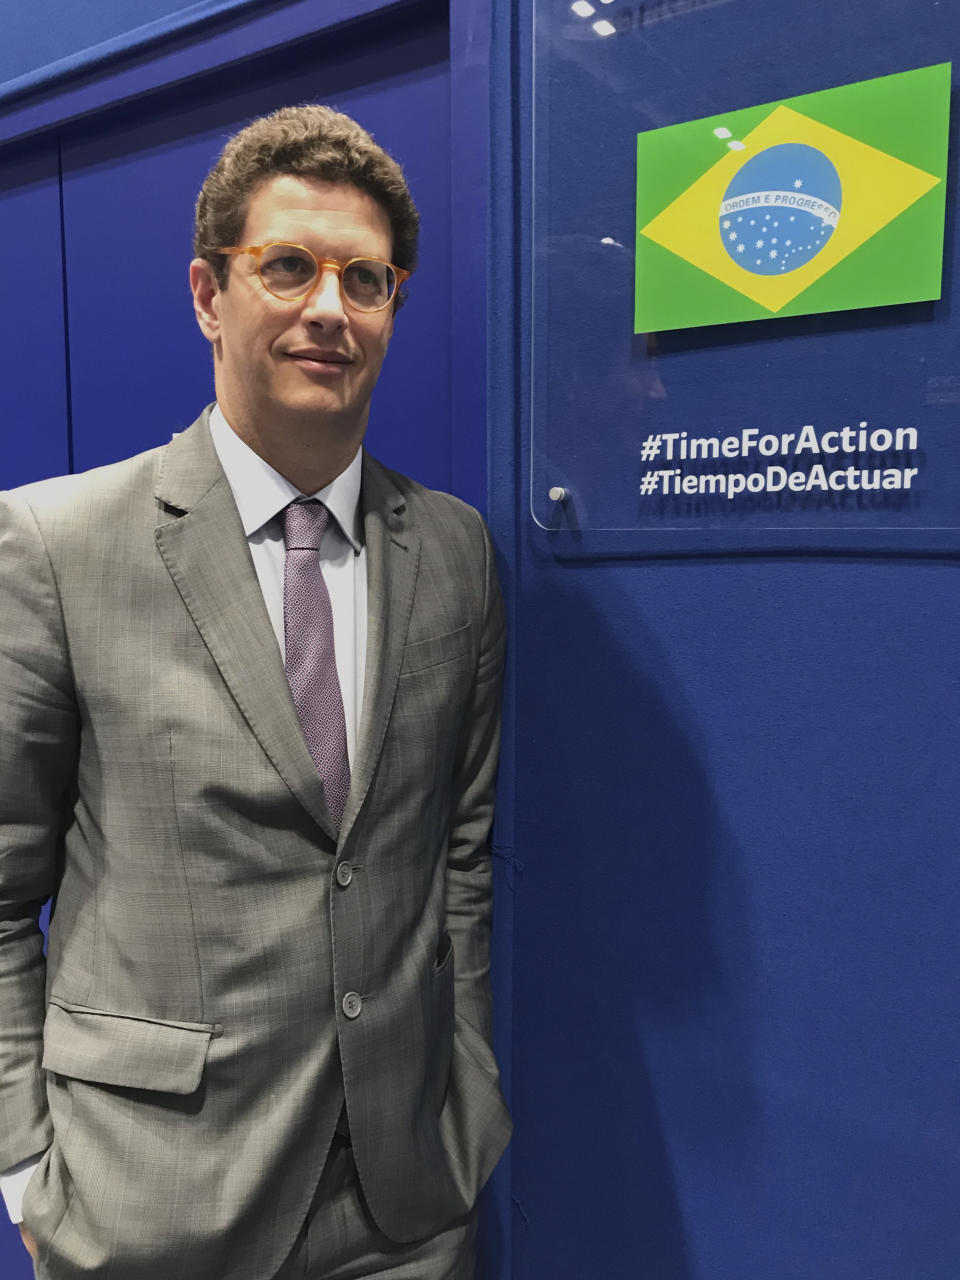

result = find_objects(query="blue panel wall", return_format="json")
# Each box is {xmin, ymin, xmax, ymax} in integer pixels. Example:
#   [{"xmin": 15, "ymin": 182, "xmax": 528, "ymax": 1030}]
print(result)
[
  {"xmin": 60, "ymin": 14, "xmax": 453, "ymax": 486},
  {"xmin": 505, "ymin": 557, "xmax": 960, "ymax": 1279},
  {"xmin": 0, "ymin": 145, "xmax": 70, "ymax": 486},
  {"xmin": 0, "ymin": 0, "xmax": 272, "ymax": 100},
  {"xmin": 492, "ymin": 1, "xmax": 960, "ymax": 1277}
]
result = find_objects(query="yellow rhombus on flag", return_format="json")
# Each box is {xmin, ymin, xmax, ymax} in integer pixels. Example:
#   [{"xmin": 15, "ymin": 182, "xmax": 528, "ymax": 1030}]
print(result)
[{"xmin": 640, "ymin": 103, "xmax": 940, "ymax": 313}]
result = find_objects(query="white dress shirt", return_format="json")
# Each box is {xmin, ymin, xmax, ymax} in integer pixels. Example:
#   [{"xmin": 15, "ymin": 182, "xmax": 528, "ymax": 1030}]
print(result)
[
  {"xmin": 0, "ymin": 404, "xmax": 367, "ymax": 1223},
  {"xmin": 0, "ymin": 1158, "xmax": 35, "ymax": 1226},
  {"xmin": 207, "ymin": 404, "xmax": 367, "ymax": 766}
]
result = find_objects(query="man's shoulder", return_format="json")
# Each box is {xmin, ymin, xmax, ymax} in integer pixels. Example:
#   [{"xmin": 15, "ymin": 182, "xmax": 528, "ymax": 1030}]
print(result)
[
  {"xmin": 3, "ymin": 416, "xmax": 209, "ymax": 529},
  {"xmin": 8, "ymin": 445, "xmax": 162, "ymax": 516}
]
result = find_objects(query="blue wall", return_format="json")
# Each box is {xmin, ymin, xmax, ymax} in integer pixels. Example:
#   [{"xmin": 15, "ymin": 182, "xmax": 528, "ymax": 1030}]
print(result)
[
  {"xmin": 0, "ymin": 0, "xmax": 272, "ymax": 102},
  {"xmin": 491, "ymin": 1, "xmax": 960, "ymax": 1277}
]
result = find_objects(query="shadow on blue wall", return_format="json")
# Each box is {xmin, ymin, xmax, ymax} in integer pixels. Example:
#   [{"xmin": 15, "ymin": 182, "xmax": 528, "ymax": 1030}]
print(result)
[{"xmin": 511, "ymin": 571, "xmax": 758, "ymax": 1277}]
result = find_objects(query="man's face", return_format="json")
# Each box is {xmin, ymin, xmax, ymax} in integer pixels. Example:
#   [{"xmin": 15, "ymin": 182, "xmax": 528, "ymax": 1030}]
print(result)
[{"xmin": 191, "ymin": 174, "xmax": 396, "ymax": 441}]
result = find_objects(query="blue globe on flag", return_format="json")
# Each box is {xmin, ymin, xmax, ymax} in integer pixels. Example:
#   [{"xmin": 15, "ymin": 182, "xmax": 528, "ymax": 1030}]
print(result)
[{"xmin": 718, "ymin": 143, "xmax": 842, "ymax": 276}]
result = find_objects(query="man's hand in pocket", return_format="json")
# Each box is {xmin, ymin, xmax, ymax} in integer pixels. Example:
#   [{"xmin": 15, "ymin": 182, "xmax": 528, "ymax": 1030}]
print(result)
[{"xmin": 19, "ymin": 1224, "xmax": 38, "ymax": 1259}]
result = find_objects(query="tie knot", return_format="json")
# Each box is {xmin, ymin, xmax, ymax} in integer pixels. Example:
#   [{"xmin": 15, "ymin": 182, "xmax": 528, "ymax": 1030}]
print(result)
[{"xmin": 284, "ymin": 500, "xmax": 330, "ymax": 551}]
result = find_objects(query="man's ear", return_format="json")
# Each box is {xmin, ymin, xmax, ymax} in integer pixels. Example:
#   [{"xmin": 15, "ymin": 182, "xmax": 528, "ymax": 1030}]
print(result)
[{"xmin": 190, "ymin": 258, "xmax": 222, "ymax": 343}]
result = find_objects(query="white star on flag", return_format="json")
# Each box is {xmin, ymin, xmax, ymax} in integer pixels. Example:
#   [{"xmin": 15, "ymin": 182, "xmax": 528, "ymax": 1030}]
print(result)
[
  {"xmin": 793, "ymin": 178, "xmax": 803, "ymax": 189},
  {"xmin": 755, "ymin": 239, "xmax": 764, "ymax": 249},
  {"xmin": 769, "ymin": 249, "xmax": 777, "ymax": 259}
]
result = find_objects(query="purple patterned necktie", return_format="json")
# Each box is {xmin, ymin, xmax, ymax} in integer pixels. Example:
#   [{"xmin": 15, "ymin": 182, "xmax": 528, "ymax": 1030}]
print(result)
[{"xmin": 283, "ymin": 500, "xmax": 351, "ymax": 825}]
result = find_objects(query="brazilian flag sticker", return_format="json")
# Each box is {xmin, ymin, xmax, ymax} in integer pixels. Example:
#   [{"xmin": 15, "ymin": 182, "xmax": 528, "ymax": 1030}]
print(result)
[{"xmin": 635, "ymin": 63, "xmax": 950, "ymax": 333}]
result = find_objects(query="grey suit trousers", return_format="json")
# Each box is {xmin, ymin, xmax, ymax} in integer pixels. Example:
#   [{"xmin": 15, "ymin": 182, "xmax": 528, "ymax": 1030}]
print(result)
[
  {"xmin": 33, "ymin": 1140, "xmax": 476, "ymax": 1280},
  {"xmin": 273, "ymin": 1138, "xmax": 477, "ymax": 1280}
]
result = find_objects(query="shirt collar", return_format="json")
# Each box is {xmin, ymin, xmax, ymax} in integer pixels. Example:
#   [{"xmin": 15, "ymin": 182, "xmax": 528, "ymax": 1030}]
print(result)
[{"xmin": 208, "ymin": 403, "xmax": 363, "ymax": 551}]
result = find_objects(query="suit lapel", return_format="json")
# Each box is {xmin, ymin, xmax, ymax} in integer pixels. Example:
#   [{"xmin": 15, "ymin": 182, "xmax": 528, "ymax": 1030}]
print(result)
[
  {"xmin": 339, "ymin": 453, "xmax": 420, "ymax": 845},
  {"xmin": 154, "ymin": 412, "xmax": 338, "ymax": 842}
]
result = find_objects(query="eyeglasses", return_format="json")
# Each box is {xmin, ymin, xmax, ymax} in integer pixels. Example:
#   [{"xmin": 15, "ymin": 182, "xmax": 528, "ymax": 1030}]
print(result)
[{"xmin": 214, "ymin": 243, "xmax": 410, "ymax": 312}]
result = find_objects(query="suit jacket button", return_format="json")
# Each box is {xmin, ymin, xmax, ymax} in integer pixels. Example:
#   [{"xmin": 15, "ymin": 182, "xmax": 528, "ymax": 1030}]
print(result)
[
  {"xmin": 342, "ymin": 992, "xmax": 362, "ymax": 1019},
  {"xmin": 335, "ymin": 861, "xmax": 353, "ymax": 888}
]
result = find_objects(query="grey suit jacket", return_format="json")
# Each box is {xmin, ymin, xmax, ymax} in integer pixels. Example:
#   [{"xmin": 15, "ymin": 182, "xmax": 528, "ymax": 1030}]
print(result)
[{"xmin": 0, "ymin": 411, "xmax": 510, "ymax": 1279}]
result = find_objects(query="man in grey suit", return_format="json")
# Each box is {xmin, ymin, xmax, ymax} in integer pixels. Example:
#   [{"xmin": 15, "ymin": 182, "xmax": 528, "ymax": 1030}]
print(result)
[{"xmin": 0, "ymin": 105, "xmax": 510, "ymax": 1279}]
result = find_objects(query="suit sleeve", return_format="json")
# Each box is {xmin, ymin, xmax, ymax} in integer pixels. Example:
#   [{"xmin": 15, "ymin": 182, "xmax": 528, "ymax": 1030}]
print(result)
[
  {"xmin": 444, "ymin": 510, "xmax": 506, "ymax": 1050},
  {"xmin": 0, "ymin": 493, "xmax": 79, "ymax": 1171}
]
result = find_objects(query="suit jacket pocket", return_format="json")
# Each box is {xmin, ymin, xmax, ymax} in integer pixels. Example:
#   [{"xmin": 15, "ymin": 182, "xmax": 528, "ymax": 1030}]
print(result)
[
  {"xmin": 399, "ymin": 622, "xmax": 472, "ymax": 675},
  {"xmin": 42, "ymin": 999, "xmax": 218, "ymax": 1095}
]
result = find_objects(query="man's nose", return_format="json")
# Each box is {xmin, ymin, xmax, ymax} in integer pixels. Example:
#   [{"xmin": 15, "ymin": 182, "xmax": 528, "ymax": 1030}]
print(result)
[{"xmin": 301, "ymin": 266, "xmax": 347, "ymax": 328}]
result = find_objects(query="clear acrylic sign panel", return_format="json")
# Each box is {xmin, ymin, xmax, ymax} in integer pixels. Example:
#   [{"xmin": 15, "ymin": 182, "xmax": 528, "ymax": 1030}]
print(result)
[{"xmin": 530, "ymin": 0, "xmax": 960, "ymax": 553}]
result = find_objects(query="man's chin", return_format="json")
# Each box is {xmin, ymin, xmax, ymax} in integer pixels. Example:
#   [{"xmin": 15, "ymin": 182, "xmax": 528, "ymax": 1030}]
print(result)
[
  {"xmin": 272, "ymin": 393, "xmax": 368, "ymax": 435},
  {"xmin": 270, "ymin": 380, "xmax": 350, "ymax": 417}
]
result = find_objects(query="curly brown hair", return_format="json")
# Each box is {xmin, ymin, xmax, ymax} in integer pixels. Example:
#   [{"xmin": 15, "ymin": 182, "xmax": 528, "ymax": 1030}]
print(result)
[{"xmin": 193, "ymin": 105, "xmax": 420, "ymax": 302}]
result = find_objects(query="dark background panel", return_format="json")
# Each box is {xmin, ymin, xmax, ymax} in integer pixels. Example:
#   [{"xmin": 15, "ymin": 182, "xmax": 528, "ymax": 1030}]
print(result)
[
  {"xmin": 509, "ymin": 554, "xmax": 960, "ymax": 1279},
  {"xmin": 61, "ymin": 7, "xmax": 453, "ymax": 489},
  {"xmin": 499, "ymin": 0, "xmax": 960, "ymax": 1277},
  {"xmin": 0, "ymin": 144, "xmax": 70, "ymax": 487},
  {"xmin": 0, "ymin": 0, "xmax": 274, "ymax": 93}
]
